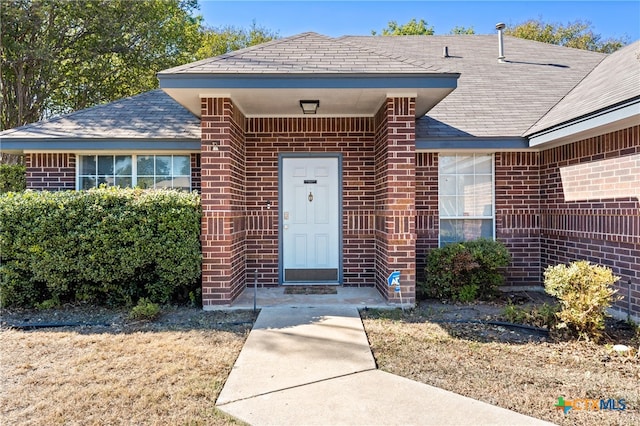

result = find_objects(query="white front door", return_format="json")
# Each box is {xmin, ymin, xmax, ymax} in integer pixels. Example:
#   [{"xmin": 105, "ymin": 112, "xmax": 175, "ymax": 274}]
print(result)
[{"xmin": 281, "ymin": 156, "xmax": 341, "ymax": 283}]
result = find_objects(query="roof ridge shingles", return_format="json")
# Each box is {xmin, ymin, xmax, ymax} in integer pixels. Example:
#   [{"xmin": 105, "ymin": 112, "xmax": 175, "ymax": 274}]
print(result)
[
  {"xmin": 160, "ymin": 31, "xmax": 452, "ymax": 75},
  {"xmin": 335, "ymin": 36, "xmax": 446, "ymax": 73},
  {"xmin": 159, "ymin": 32, "xmax": 331, "ymax": 74}
]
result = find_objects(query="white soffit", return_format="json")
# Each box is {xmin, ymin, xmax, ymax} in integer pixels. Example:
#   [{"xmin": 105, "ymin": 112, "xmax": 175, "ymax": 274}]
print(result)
[{"xmin": 165, "ymin": 87, "xmax": 453, "ymax": 118}]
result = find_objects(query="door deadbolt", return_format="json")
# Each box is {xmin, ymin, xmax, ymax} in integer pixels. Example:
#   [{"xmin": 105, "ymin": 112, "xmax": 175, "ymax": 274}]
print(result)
[{"xmin": 308, "ymin": 191, "xmax": 313, "ymax": 202}]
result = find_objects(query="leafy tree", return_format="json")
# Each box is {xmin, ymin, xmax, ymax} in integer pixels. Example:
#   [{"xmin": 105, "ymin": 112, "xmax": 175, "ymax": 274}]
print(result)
[
  {"xmin": 450, "ymin": 26, "xmax": 475, "ymax": 35},
  {"xmin": 196, "ymin": 21, "xmax": 279, "ymax": 59},
  {"xmin": 1, "ymin": 0, "xmax": 203, "ymax": 131},
  {"xmin": 372, "ymin": 18, "xmax": 434, "ymax": 36},
  {"xmin": 505, "ymin": 19, "xmax": 626, "ymax": 53}
]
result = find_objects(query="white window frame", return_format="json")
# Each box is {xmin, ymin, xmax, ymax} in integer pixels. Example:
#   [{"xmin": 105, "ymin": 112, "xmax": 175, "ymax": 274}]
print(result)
[
  {"xmin": 76, "ymin": 153, "xmax": 192, "ymax": 191},
  {"xmin": 438, "ymin": 153, "xmax": 496, "ymax": 246}
]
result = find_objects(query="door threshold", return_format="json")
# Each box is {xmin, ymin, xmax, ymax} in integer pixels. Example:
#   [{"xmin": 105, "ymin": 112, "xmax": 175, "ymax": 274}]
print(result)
[
  {"xmin": 281, "ymin": 283, "xmax": 341, "ymax": 286},
  {"xmin": 283, "ymin": 285, "xmax": 339, "ymax": 295}
]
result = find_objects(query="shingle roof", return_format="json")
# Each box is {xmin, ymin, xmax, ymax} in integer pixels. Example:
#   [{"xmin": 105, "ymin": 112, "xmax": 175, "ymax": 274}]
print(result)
[
  {"xmin": 526, "ymin": 40, "xmax": 640, "ymax": 135},
  {"xmin": 0, "ymin": 90, "xmax": 200, "ymax": 140},
  {"xmin": 3, "ymin": 33, "xmax": 628, "ymax": 147},
  {"xmin": 160, "ymin": 32, "xmax": 449, "ymax": 75},
  {"xmin": 340, "ymin": 35, "xmax": 606, "ymax": 138}
]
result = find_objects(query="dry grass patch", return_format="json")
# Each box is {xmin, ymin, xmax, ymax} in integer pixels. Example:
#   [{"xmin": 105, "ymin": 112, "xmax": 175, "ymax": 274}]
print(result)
[
  {"xmin": 1, "ymin": 309, "xmax": 255, "ymax": 425},
  {"xmin": 362, "ymin": 309, "xmax": 639, "ymax": 426}
]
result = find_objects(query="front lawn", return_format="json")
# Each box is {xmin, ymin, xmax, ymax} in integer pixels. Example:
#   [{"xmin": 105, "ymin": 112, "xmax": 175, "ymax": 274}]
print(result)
[
  {"xmin": 361, "ymin": 301, "xmax": 640, "ymax": 426},
  {"xmin": 3, "ymin": 301, "xmax": 638, "ymax": 425},
  {"xmin": 0, "ymin": 307, "xmax": 255, "ymax": 425}
]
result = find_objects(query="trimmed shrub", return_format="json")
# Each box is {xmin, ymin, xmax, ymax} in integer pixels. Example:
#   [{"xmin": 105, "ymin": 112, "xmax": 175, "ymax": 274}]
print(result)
[
  {"xmin": 544, "ymin": 260, "xmax": 621, "ymax": 341},
  {"xmin": 465, "ymin": 238, "xmax": 512, "ymax": 298},
  {"xmin": 0, "ymin": 187, "xmax": 201, "ymax": 307},
  {"xmin": 420, "ymin": 238, "xmax": 510, "ymax": 301},
  {"xmin": 0, "ymin": 164, "xmax": 26, "ymax": 193}
]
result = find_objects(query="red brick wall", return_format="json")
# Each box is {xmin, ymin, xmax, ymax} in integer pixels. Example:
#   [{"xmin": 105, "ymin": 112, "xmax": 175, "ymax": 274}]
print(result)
[
  {"xmin": 374, "ymin": 98, "xmax": 416, "ymax": 304},
  {"xmin": 25, "ymin": 153, "xmax": 76, "ymax": 190},
  {"xmin": 244, "ymin": 116, "xmax": 377, "ymax": 288},
  {"xmin": 415, "ymin": 153, "xmax": 439, "ymax": 281},
  {"xmin": 540, "ymin": 125, "xmax": 640, "ymax": 318},
  {"xmin": 200, "ymin": 98, "xmax": 247, "ymax": 306},
  {"xmin": 495, "ymin": 152, "xmax": 542, "ymax": 286},
  {"xmin": 415, "ymin": 152, "xmax": 543, "ymax": 287}
]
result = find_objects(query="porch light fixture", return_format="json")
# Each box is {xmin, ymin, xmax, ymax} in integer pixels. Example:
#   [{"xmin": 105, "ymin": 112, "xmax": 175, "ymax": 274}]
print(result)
[{"xmin": 299, "ymin": 100, "xmax": 320, "ymax": 114}]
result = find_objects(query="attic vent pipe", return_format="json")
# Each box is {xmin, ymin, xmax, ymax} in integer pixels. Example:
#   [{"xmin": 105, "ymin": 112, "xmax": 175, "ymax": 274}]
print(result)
[
  {"xmin": 496, "ymin": 22, "xmax": 506, "ymax": 63},
  {"xmin": 443, "ymin": 46, "xmax": 450, "ymax": 58}
]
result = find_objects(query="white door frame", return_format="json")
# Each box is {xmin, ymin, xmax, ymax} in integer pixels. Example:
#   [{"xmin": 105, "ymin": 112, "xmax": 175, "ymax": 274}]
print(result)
[{"xmin": 278, "ymin": 153, "xmax": 343, "ymax": 284}]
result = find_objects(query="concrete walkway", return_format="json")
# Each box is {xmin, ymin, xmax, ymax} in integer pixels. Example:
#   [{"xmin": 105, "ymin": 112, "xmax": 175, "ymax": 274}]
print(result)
[{"xmin": 216, "ymin": 305, "xmax": 554, "ymax": 425}]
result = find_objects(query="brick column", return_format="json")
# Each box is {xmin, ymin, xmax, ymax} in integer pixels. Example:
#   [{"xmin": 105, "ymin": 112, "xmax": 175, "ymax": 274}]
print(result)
[
  {"xmin": 200, "ymin": 97, "xmax": 246, "ymax": 307},
  {"xmin": 374, "ymin": 97, "xmax": 417, "ymax": 304}
]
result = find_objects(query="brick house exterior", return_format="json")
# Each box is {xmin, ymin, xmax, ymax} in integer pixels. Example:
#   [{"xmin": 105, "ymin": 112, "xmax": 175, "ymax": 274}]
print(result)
[
  {"xmin": 196, "ymin": 97, "xmax": 420, "ymax": 304},
  {"xmin": 539, "ymin": 127, "xmax": 640, "ymax": 318},
  {"xmin": 2, "ymin": 33, "xmax": 638, "ymax": 319}
]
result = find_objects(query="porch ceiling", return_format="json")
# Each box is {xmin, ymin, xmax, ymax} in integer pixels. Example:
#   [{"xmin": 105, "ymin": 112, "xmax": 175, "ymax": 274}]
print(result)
[
  {"xmin": 163, "ymin": 87, "xmax": 455, "ymax": 118},
  {"xmin": 160, "ymin": 75, "xmax": 458, "ymax": 118}
]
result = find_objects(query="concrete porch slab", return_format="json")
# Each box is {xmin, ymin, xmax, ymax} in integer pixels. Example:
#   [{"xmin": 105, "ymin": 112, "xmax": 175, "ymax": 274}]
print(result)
[{"xmin": 205, "ymin": 286, "xmax": 410, "ymax": 310}]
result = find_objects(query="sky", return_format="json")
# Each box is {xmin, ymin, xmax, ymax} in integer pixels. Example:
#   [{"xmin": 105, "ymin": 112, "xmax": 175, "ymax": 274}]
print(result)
[{"xmin": 198, "ymin": 1, "xmax": 640, "ymax": 42}]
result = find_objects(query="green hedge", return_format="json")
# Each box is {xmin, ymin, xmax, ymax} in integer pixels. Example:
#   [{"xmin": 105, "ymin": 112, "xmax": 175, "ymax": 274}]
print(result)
[
  {"xmin": 0, "ymin": 164, "xmax": 26, "ymax": 193},
  {"xmin": 0, "ymin": 187, "xmax": 201, "ymax": 307},
  {"xmin": 420, "ymin": 238, "xmax": 511, "ymax": 301}
]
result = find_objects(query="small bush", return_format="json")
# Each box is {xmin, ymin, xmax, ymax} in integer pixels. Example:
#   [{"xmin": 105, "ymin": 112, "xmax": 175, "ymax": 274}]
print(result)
[
  {"xmin": 544, "ymin": 260, "xmax": 621, "ymax": 341},
  {"xmin": 36, "ymin": 299, "xmax": 59, "ymax": 311},
  {"xmin": 0, "ymin": 187, "xmax": 201, "ymax": 307},
  {"xmin": 420, "ymin": 238, "xmax": 510, "ymax": 301},
  {"xmin": 502, "ymin": 302, "xmax": 559, "ymax": 329},
  {"xmin": 129, "ymin": 298, "xmax": 161, "ymax": 321},
  {"xmin": 0, "ymin": 164, "xmax": 26, "ymax": 193},
  {"xmin": 503, "ymin": 303, "xmax": 527, "ymax": 324},
  {"xmin": 538, "ymin": 303, "xmax": 561, "ymax": 329}
]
